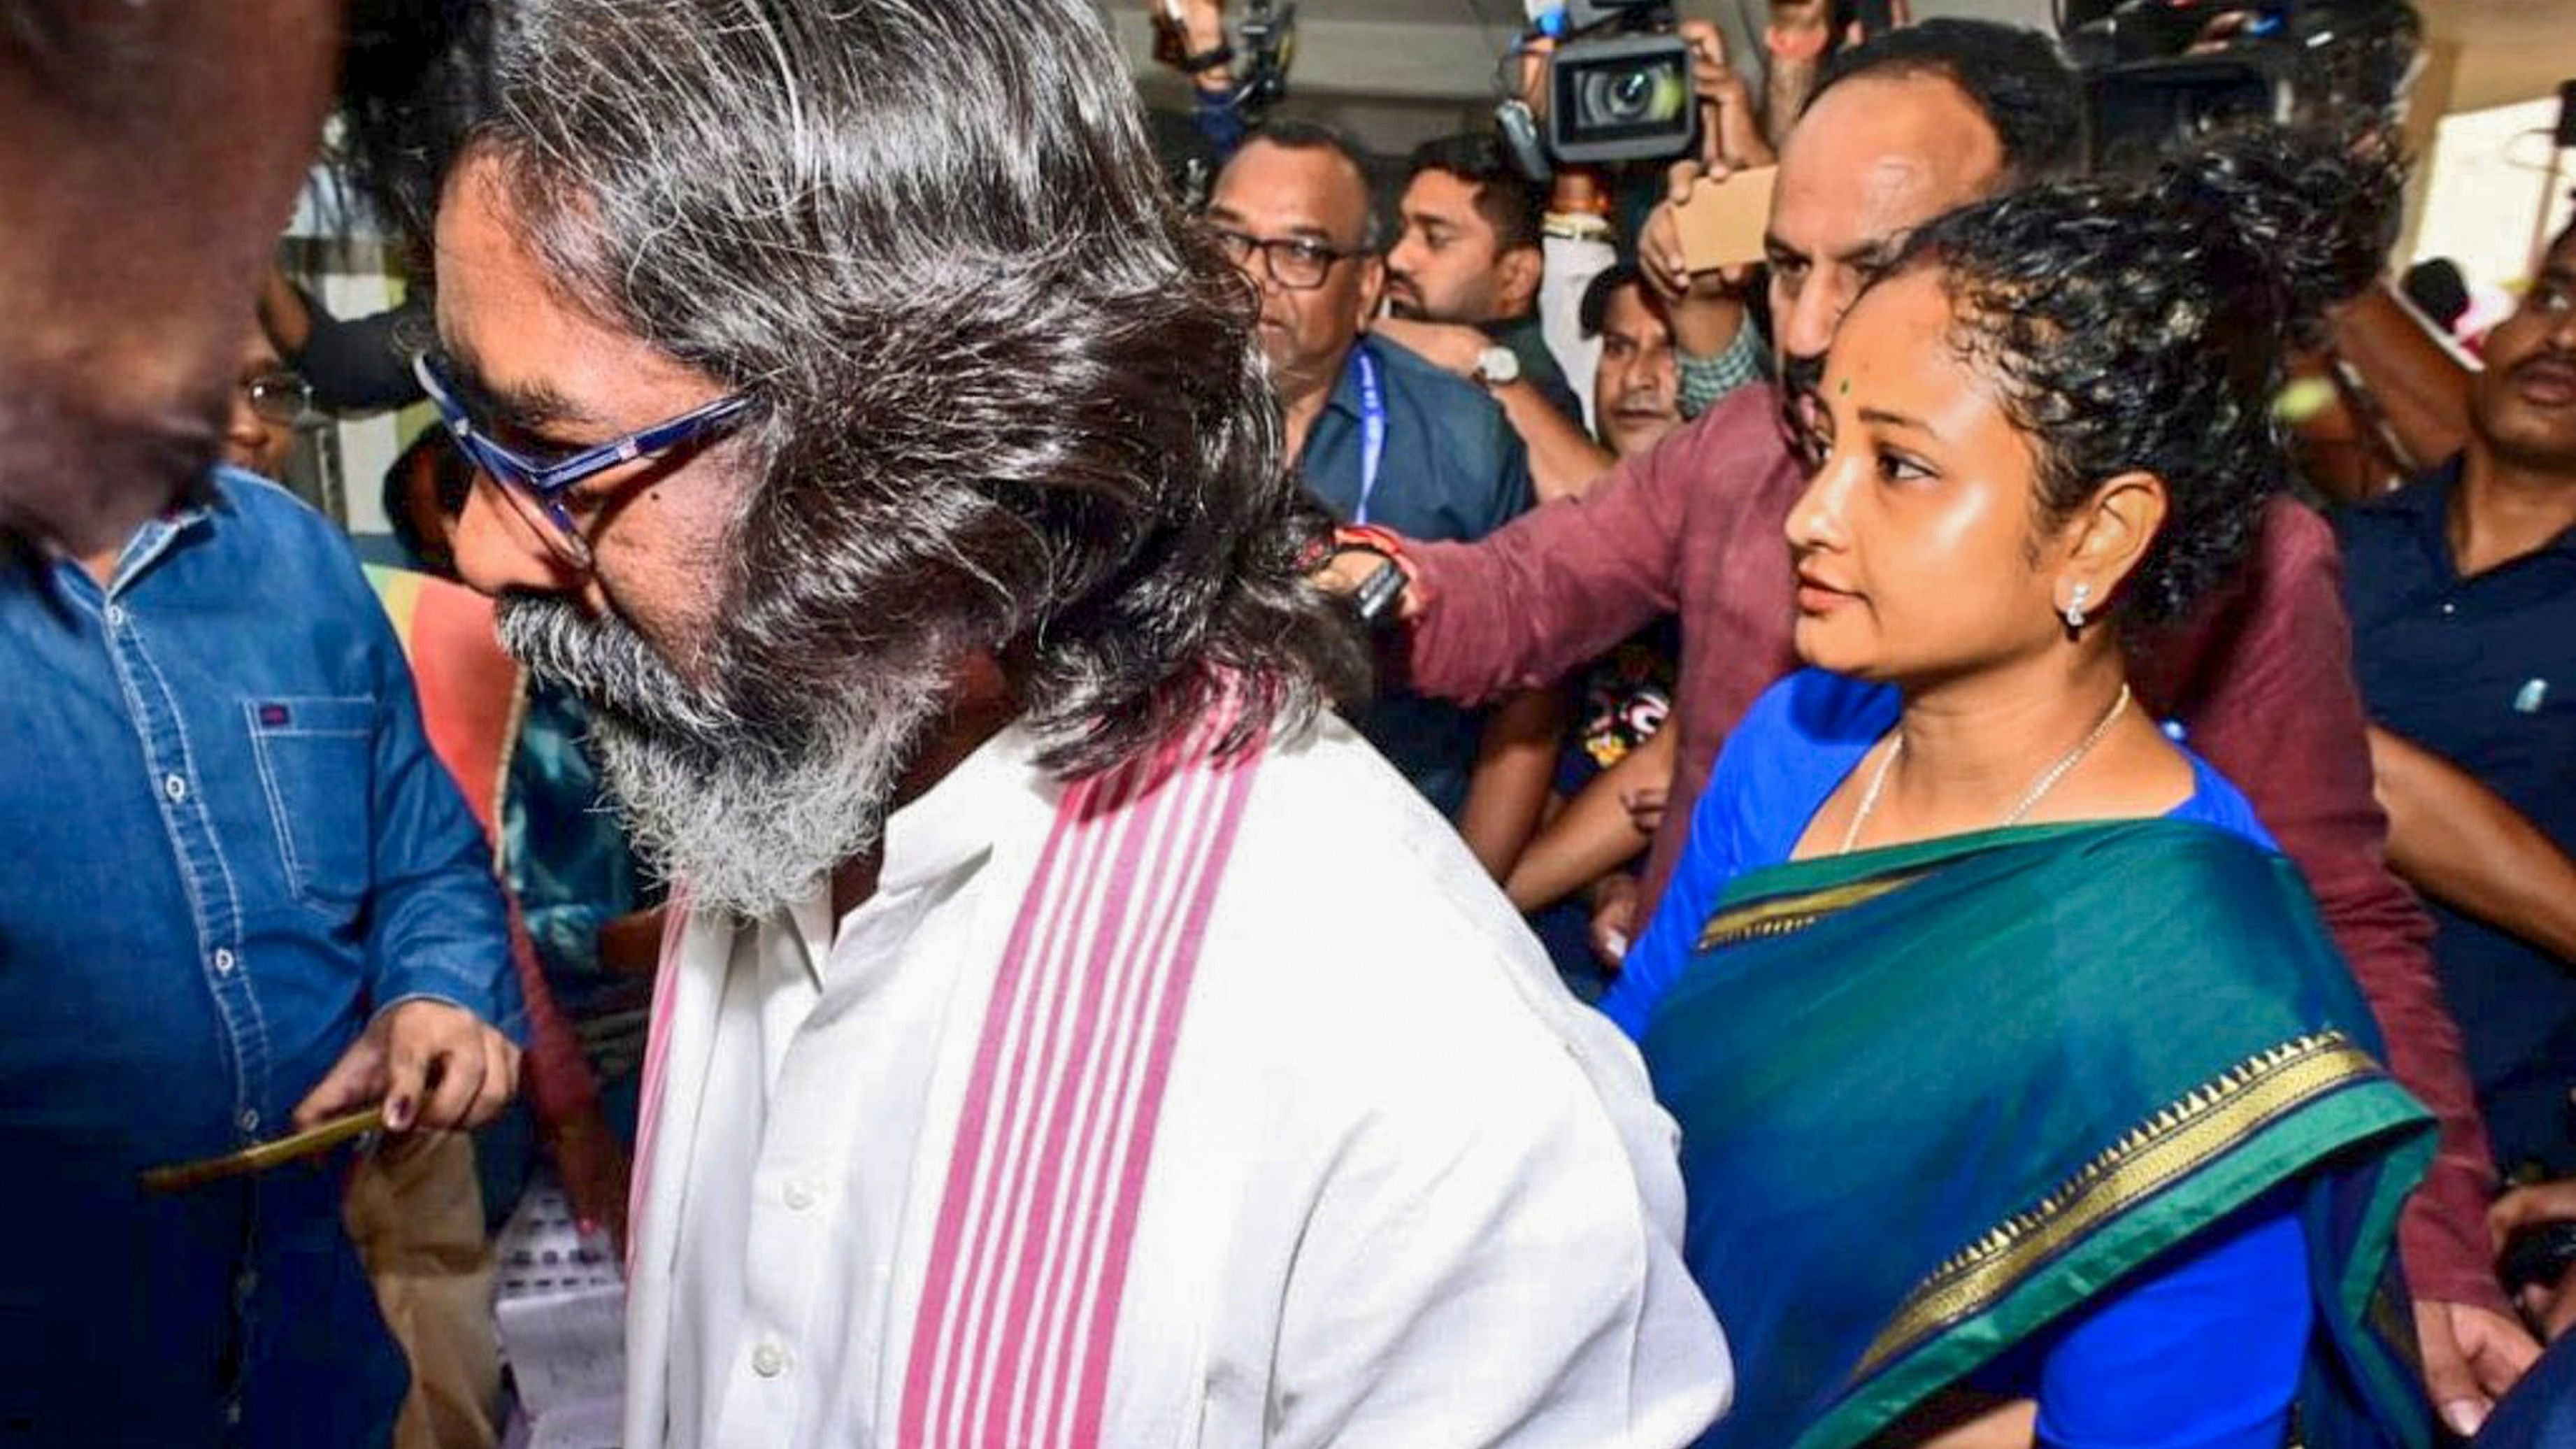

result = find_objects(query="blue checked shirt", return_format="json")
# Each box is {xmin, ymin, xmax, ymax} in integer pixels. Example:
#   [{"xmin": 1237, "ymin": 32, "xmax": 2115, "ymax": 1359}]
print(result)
[{"xmin": 0, "ymin": 468, "xmax": 518, "ymax": 1446}]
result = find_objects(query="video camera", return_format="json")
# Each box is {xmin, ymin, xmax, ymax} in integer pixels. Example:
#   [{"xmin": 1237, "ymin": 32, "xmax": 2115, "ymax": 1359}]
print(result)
[
  {"xmin": 1150, "ymin": 0, "xmax": 1298, "ymax": 122},
  {"xmin": 2066, "ymin": 0, "xmax": 2421, "ymax": 170},
  {"xmin": 1502, "ymin": 1, "xmax": 1698, "ymax": 175}
]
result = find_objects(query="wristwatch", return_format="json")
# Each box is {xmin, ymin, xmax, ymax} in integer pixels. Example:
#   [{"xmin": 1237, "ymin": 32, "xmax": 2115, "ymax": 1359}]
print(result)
[{"xmin": 1473, "ymin": 344, "xmax": 1523, "ymax": 391}]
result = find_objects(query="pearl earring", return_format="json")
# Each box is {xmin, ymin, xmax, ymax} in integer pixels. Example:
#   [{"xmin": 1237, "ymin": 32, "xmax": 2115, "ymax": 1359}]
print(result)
[{"xmin": 2063, "ymin": 582, "xmax": 2092, "ymax": 631}]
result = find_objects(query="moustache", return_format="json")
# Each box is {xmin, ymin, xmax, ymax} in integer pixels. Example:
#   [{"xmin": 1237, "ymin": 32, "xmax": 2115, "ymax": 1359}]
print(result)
[
  {"xmin": 2509, "ymin": 346, "xmax": 2576, "ymax": 383},
  {"xmin": 494, "ymin": 591, "xmax": 740, "ymax": 748}
]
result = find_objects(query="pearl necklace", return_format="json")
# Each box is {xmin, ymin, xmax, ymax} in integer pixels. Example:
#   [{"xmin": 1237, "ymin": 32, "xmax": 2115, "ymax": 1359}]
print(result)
[{"xmin": 1838, "ymin": 684, "xmax": 2135, "ymax": 855}]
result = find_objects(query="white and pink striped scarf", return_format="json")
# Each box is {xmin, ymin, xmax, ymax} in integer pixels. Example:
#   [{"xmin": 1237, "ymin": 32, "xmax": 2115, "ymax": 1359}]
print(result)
[{"xmin": 629, "ymin": 708, "xmax": 1265, "ymax": 1449}]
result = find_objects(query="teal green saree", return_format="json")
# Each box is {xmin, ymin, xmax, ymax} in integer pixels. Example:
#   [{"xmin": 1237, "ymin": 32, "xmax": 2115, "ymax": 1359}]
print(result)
[{"xmin": 1642, "ymin": 820, "xmax": 2433, "ymax": 1449}]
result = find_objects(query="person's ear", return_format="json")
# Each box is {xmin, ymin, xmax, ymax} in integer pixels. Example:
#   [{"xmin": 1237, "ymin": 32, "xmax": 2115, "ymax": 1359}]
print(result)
[
  {"xmin": 1354, "ymin": 255, "xmax": 1386, "ymax": 329},
  {"xmin": 1496, "ymin": 243, "xmax": 1543, "ymax": 317},
  {"xmin": 2054, "ymin": 470, "xmax": 2168, "ymax": 622}
]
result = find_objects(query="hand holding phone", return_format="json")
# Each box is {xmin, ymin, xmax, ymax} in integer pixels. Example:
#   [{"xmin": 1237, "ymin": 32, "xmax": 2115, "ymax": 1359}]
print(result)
[{"xmin": 1672, "ymin": 165, "xmax": 1778, "ymax": 274}]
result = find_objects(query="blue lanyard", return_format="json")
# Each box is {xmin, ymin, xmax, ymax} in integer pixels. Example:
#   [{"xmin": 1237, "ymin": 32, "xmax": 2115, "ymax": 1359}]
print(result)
[{"xmin": 1352, "ymin": 346, "xmax": 1387, "ymax": 526}]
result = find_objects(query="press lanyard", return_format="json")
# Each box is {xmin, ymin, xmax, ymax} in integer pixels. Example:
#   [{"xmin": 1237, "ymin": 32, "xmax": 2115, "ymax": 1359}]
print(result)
[{"xmin": 1352, "ymin": 345, "xmax": 1387, "ymax": 526}]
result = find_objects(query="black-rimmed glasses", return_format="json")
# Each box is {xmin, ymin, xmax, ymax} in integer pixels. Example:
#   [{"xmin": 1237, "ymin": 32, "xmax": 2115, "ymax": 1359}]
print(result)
[
  {"xmin": 413, "ymin": 352, "xmax": 752, "ymax": 570},
  {"xmin": 1206, "ymin": 226, "xmax": 1368, "ymax": 291},
  {"xmin": 241, "ymin": 371, "xmax": 313, "ymax": 427}
]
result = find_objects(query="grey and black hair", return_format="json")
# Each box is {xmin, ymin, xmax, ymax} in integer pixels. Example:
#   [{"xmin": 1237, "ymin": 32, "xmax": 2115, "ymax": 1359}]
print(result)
[{"xmin": 377, "ymin": 0, "xmax": 1364, "ymax": 776}]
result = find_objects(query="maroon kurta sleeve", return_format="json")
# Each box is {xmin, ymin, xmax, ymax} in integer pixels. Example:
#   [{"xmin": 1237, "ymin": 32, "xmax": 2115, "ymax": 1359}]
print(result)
[
  {"xmin": 2143, "ymin": 497, "xmax": 2505, "ymax": 1312},
  {"xmin": 1403, "ymin": 389, "xmax": 1811, "ymax": 917},
  {"xmin": 1403, "ymin": 406, "xmax": 1707, "ymax": 705}
]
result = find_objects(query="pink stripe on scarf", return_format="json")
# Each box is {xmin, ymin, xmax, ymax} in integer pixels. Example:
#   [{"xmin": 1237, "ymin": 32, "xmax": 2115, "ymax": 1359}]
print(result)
[
  {"xmin": 900, "ymin": 711, "xmax": 1261, "ymax": 1448},
  {"xmin": 624, "ymin": 887, "xmax": 694, "ymax": 1277}
]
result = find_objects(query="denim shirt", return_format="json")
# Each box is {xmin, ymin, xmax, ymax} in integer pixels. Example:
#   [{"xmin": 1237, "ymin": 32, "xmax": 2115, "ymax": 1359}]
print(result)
[{"xmin": 0, "ymin": 469, "xmax": 517, "ymax": 1446}]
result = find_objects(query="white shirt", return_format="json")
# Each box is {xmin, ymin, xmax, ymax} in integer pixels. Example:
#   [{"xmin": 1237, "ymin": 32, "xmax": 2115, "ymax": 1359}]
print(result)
[
  {"xmin": 627, "ymin": 714, "xmax": 1731, "ymax": 1448},
  {"xmin": 1540, "ymin": 231, "xmax": 1619, "ymax": 434}
]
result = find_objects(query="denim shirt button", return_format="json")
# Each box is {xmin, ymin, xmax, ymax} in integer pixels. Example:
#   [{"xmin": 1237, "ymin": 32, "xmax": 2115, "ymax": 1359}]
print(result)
[
  {"xmin": 163, "ymin": 773, "xmax": 189, "ymax": 803},
  {"xmin": 236, "ymin": 1108, "xmax": 259, "ymax": 1134},
  {"xmin": 105, "ymin": 604, "xmax": 127, "ymax": 629},
  {"xmin": 213, "ymin": 948, "xmax": 237, "ymax": 976}
]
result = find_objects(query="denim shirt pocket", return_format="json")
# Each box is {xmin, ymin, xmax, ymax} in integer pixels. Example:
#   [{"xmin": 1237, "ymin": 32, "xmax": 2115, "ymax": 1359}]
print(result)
[{"xmin": 245, "ymin": 696, "xmax": 377, "ymax": 914}]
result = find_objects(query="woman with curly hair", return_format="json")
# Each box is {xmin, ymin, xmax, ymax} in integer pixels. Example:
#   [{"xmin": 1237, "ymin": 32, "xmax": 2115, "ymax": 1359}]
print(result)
[{"xmin": 1605, "ymin": 128, "xmax": 2438, "ymax": 1449}]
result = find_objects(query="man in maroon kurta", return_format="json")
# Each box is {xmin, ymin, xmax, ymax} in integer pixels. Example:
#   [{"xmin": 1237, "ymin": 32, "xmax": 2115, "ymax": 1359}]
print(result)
[{"xmin": 1376, "ymin": 22, "xmax": 2534, "ymax": 1433}]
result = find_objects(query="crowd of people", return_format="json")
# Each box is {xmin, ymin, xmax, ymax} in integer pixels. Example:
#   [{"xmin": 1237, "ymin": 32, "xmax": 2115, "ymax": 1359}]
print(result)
[{"xmin": 3, "ymin": 0, "xmax": 2575, "ymax": 1445}]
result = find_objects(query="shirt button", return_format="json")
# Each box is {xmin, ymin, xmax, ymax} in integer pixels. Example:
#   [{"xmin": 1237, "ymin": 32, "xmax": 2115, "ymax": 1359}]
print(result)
[
  {"xmin": 105, "ymin": 604, "xmax": 127, "ymax": 629},
  {"xmin": 237, "ymin": 1108, "xmax": 260, "ymax": 1134},
  {"xmin": 750, "ymin": 1340, "xmax": 789, "ymax": 1378},
  {"xmin": 163, "ymin": 773, "xmax": 189, "ymax": 802},
  {"xmin": 784, "ymin": 1178, "xmax": 817, "ymax": 1211},
  {"xmin": 213, "ymin": 948, "xmax": 237, "ymax": 976},
  {"xmin": 2440, "ymin": 601, "xmax": 2457, "ymax": 616}
]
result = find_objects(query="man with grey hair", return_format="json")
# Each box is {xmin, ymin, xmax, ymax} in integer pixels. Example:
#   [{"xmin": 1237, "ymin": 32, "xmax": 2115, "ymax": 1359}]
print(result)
[{"xmin": 389, "ymin": 1, "xmax": 1731, "ymax": 1445}]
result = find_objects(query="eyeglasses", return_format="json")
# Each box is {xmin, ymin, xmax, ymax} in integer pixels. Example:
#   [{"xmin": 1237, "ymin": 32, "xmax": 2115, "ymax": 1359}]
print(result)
[
  {"xmin": 241, "ymin": 371, "xmax": 313, "ymax": 427},
  {"xmin": 1206, "ymin": 226, "xmax": 1368, "ymax": 292},
  {"xmin": 413, "ymin": 351, "xmax": 752, "ymax": 570}
]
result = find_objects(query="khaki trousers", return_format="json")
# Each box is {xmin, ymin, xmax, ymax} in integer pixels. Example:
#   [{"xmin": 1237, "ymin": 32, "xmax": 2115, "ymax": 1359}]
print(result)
[{"xmin": 344, "ymin": 1132, "xmax": 502, "ymax": 1449}]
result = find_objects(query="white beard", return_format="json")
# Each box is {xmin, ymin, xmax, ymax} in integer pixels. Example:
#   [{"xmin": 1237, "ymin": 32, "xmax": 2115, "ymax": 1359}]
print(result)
[{"xmin": 498, "ymin": 593, "xmax": 947, "ymax": 922}]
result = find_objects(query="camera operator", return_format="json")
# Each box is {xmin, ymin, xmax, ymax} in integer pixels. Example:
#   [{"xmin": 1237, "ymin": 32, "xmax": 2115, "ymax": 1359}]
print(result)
[
  {"xmin": 1633, "ymin": 20, "xmax": 1777, "ymax": 417},
  {"xmin": 1151, "ymin": 0, "xmax": 1251, "ymax": 161},
  {"xmin": 1511, "ymin": 14, "xmax": 1784, "ymax": 443}
]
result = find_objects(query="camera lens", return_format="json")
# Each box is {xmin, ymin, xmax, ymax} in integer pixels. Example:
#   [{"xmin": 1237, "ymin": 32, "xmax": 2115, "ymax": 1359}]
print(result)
[
  {"xmin": 1609, "ymin": 68, "xmax": 1655, "ymax": 118},
  {"xmin": 1578, "ymin": 62, "xmax": 1686, "ymax": 127},
  {"xmin": 1548, "ymin": 34, "xmax": 1698, "ymax": 164}
]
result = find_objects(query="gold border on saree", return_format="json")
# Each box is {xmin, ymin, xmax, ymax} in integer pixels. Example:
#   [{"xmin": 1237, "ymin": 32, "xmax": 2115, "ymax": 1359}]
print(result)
[
  {"xmin": 1694, "ymin": 869, "xmax": 1931, "ymax": 952},
  {"xmin": 1854, "ymin": 1031, "xmax": 2382, "ymax": 1378}
]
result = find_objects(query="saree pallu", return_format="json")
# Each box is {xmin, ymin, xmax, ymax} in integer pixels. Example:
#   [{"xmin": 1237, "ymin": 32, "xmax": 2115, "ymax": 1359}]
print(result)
[{"xmin": 1643, "ymin": 820, "xmax": 2433, "ymax": 1449}]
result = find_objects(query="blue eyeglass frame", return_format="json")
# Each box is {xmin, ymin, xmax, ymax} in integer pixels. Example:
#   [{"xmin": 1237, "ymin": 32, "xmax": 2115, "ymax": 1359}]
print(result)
[{"xmin": 412, "ymin": 350, "xmax": 753, "ymax": 565}]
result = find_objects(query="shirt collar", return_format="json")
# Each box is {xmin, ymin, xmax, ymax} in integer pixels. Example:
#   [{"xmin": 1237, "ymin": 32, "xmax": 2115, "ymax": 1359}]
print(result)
[
  {"xmin": 103, "ymin": 468, "xmax": 235, "ymax": 596},
  {"xmin": 2389, "ymin": 453, "xmax": 2576, "ymax": 576},
  {"xmin": 781, "ymin": 720, "xmax": 1057, "ymax": 988},
  {"xmin": 875, "ymin": 719, "xmax": 1058, "ymax": 898}
]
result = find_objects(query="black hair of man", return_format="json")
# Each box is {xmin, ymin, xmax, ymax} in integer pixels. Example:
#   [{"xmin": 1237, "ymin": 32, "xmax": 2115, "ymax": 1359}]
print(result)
[
  {"xmin": 1580, "ymin": 262, "xmax": 1648, "ymax": 338},
  {"xmin": 1403, "ymin": 131, "xmax": 1545, "ymax": 255},
  {"xmin": 1242, "ymin": 117, "xmax": 1391, "ymax": 252},
  {"xmin": 1807, "ymin": 19, "xmax": 2089, "ymax": 187}
]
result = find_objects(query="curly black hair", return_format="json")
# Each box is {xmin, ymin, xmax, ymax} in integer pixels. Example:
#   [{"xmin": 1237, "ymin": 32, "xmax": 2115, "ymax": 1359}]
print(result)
[{"xmin": 1884, "ymin": 123, "xmax": 2401, "ymax": 630}]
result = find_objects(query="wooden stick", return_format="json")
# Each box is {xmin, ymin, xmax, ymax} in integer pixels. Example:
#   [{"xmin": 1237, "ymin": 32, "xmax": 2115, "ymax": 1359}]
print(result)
[{"xmin": 139, "ymin": 1106, "xmax": 383, "ymax": 1194}]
